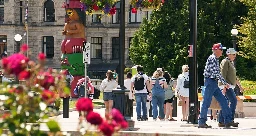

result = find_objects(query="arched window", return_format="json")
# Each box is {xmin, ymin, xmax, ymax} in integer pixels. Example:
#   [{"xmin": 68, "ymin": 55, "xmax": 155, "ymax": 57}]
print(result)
[{"xmin": 44, "ymin": 0, "xmax": 55, "ymax": 22}]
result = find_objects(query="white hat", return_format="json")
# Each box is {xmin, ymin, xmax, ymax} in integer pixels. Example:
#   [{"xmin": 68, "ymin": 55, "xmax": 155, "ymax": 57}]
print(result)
[{"xmin": 226, "ymin": 48, "xmax": 237, "ymax": 55}]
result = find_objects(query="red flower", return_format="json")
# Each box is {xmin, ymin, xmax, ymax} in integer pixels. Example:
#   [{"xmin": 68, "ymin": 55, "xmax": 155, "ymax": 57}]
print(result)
[
  {"xmin": 20, "ymin": 44, "xmax": 29, "ymax": 52},
  {"xmin": 38, "ymin": 53, "xmax": 46, "ymax": 61},
  {"xmin": 86, "ymin": 111, "xmax": 103, "ymax": 125},
  {"xmin": 131, "ymin": 8, "xmax": 137, "ymax": 13},
  {"xmin": 2, "ymin": 58, "xmax": 8, "ymax": 69},
  {"xmin": 161, "ymin": 0, "xmax": 165, "ymax": 3},
  {"xmin": 41, "ymin": 90, "xmax": 55, "ymax": 104},
  {"xmin": 111, "ymin": 108, "xmax": 124, "ymax": 123},
  {"xmin": 148, "ymin": 0, "xmax": 153, "ymax": 2},
  {"xmin": 1, "ymin": 113, "xmax": 10, "ymax": 119},
  {"xmin": 18, "ymin": 70, "xmax": 31, "ymax": 80},
  {"xmin": 93, "ymin": 4, "xmax": 99, "ymax": 11},
  {"xmin": 76, "ymin": 98, "xmax": 93, "ymax": 112},
  {"xmin": 110, "ymin": 7, "xmax": 116, "ymax": 15},
  {"xmin": 99, "ymin": 121, "xmax": 114, "ymax": 136}
]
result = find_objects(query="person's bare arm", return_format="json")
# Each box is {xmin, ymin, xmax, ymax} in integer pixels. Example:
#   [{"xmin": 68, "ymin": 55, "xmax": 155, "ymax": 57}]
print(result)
[{"xmin": 146, "ymin": 80, "xmax": 151, "ymax": 92}]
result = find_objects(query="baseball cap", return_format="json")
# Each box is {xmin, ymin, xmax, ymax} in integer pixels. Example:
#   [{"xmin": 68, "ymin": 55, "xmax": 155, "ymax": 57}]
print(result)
[
  {"xmin": 212, "ymin": 43, "xmax": 226, "ymax": 50},
  {"xmin": 226, "ymin": 48, "xmax": 237, "ymax": 55}
]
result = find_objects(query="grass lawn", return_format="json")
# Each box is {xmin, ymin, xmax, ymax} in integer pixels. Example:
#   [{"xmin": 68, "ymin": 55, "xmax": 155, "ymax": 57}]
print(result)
[{"xmin": 240, "ymin": 80, "xmax": 256, "ymax": 95}]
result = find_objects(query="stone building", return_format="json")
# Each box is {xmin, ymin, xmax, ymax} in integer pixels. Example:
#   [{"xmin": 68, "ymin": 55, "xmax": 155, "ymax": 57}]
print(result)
[{"xmin": 0, "ymin": 0, "xmax": 152, "ymax": 79}]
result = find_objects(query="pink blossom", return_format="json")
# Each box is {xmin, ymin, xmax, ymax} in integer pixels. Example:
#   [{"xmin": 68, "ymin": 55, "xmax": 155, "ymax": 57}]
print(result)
[
  {"xmin": 38, "ymin": 53, "xmax": 46, "ymax": 61},
  {"xmin": 20, "ymin": 44, "xmax": 29, "ymax": 52}
]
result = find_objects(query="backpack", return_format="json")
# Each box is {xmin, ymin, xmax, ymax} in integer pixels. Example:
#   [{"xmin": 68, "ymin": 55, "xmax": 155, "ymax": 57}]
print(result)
[
  {"xmin": 152, "ymin": 78, "xmax": 164, "ymax": 94},
  {"xmin": 134, "ymin": 74, "xmax": 145, "ymax": 90},
  {"xmin": 183, "ymin": 76, "xmax": 189, "ymax": 88}
]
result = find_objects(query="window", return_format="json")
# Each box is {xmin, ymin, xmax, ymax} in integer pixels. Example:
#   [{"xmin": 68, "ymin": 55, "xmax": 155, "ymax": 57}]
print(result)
[
  {"xmin": 0, "ymin": 7, "xmax": 3, "ymax": 24},
  {"xmin": 91, "ymin": 37, "xmax": 102, "ymax": 59},
  {"xmin": 112, "ymin": 37, "xmax": 119, "ymax": 60},
  {"xmin": 20, "ymin": 1, "xmax": 23, "ymax": 23},
  {"xmin": 44, "ymin": 0, "xmax": 55, "ymax": 22},
  {"xmin": 0, "ymin": 35, "xmax": 7, "ymax": 55},
  {"xmin": 0, "ymin": 0, "xmax": 4, "ymax": 24},
  {"xmin": 112, "ymin": 1, "xmax": 120, "ymax": 24},
  {"xmin": 92, "ymin": 14, "xmax": 101, "ymax": 23},
  {"xmin": 146, "ymin": 11, "xmax": 152, "ymax": 20},
  {"xmin": 129, "ymin": 8, "xmax": 142, "ymax": 23},
  {"xmin": 42, "ymin": 36, "xmax": 54, "ymax": 58},
  {"xmin": 0, "ymin": 0, "xmax": 3, "ymax": 5}
]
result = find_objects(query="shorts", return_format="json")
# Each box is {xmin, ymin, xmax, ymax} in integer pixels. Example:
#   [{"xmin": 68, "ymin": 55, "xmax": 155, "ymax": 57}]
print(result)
[
  {"xmin": 164, "ymin": 97, "xmax": 174, "ymax": 104},
  {"xmin": 103, "ymin": 92, "xmax": 113, "ymax": 101}
]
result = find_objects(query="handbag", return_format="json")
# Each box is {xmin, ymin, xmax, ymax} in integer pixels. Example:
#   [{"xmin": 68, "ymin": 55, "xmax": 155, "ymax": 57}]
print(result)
[{"xmin": 183, "ymin": 76, "xmax": 189, "ymax": 88}]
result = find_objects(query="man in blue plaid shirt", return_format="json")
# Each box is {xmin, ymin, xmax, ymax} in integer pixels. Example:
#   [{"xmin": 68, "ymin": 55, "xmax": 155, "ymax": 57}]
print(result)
[{"xmin": 198, "ymin": 43, "xmax": 239, "ymax": 128}]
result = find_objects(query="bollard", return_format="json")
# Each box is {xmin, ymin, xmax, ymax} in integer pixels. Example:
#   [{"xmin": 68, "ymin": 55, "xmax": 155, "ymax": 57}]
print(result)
[
  {"xmin": 112, "ymin": 87, "xmax": 134, "ymax": 130},
  {"xmin": 172, "ymin": 97, "xmax": 177, "ymax": 117},
  {"xmin": 63, "ymin": 97, "xmax": 69, "ymax": 118}
]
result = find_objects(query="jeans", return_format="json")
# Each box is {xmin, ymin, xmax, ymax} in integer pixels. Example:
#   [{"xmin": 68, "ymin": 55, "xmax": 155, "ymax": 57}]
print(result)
[
  {"xmin": 219, "ymin": 88, "xmax": 237, "ymax": 123},
  {"xmin": 152, "ymin": 90, "xmax": 165, "ymax": 119},
  {"xmin": 198, "ymin": 78, "xmax": 232, "ymax": 125},
  {"xmin": 135, "ymin": 93, "xmax": 147, "ymax": 119}
]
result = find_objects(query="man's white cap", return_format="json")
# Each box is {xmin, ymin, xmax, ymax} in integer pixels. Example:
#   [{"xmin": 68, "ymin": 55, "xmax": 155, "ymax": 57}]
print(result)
[{"xmin": 226, "ymin": 48, "xmax": 237, "ymax": 55}]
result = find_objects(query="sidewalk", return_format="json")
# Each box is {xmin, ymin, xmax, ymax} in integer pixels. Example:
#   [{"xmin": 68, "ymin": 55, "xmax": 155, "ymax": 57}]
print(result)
[{"xmin": 40, "ymin": 106, "xmax": 256, "ymax": 136}]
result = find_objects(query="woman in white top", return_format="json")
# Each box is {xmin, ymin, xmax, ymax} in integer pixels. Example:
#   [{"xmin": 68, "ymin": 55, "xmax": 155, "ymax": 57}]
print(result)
[
  {"xmin": 100, "ymin": 70, "xmax": 118, "ymax": 115},
  {"xmin": 176, "ymin": 65, "xmax": 189, "ymax": 121}
]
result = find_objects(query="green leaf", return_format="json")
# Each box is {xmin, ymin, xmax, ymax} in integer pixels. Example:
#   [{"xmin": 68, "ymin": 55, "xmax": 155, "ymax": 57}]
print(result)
[
  {"xmin": 63, "ymin": 87, "xmax": 70, "ymax": 95},
  {"xmin": 46, "ymin": 120, "xmax": 61, "ymax": 133}
]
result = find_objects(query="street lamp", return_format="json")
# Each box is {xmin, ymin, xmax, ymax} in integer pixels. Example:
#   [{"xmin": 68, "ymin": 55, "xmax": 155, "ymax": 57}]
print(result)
[
  {"xmin": 231, "ymin": 28, "xmax": 238, "ymax": 51},
  {"xmin": 231, "ymin": 28, "xmax": 238, "ymax": 66},
  {"xmin": 14, "ymin": 34, "xmax": 22, "ymax": 53}
]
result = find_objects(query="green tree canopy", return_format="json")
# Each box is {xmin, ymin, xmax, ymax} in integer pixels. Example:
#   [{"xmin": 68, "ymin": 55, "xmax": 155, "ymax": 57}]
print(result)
[{"xmin": 130, "ymin": 0, "xmax": 249, "ymax": 83}]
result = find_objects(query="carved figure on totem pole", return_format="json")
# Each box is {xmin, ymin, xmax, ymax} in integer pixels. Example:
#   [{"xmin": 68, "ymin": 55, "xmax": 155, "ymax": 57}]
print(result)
[{"xmin": 61, "ymin": 0, "xmax": 86, "ymax": 97}]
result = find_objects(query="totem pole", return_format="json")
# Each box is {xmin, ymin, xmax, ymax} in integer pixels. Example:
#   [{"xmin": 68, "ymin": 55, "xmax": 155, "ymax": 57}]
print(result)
[{"xmin": 61, "ymin": 0, "xmax": 86, "ymax": 98}]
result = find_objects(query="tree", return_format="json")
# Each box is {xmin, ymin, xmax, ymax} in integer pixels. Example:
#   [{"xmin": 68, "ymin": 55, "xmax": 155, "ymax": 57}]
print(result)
[
  {"xmin": 130, "ymin": 0, "xmax": 248, "ymax": 83},
  {"xmin": 130, "ymin": 0, "xmax": 190, "ymax": 77},
  {"xmin": 238, "ymin": 0, "xmax": 256, "ymax": 60}
]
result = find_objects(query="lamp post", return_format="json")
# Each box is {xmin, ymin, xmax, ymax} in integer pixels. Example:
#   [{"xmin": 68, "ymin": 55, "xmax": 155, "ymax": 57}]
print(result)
[
  {"xmin": 14, "ymin": 34, "xmax": 22, "ymax": 53},
  {"xmin": 112, "ymin": 0, "xmax": 135, "ymax": 130},
  {"xmin": 188, "ymin": 0, "xmax": 198, "ymax": 124},
  {"xmin": 231, "ymin": 28, "xmax": 238, "ymax": 66}
]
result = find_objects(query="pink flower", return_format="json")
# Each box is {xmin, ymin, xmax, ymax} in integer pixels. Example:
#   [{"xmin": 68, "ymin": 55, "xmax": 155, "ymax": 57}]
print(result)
[
  {"xmin": 1, "ymin": 53, "xmax": 29, "ymax": 75},
  {"xmin": 111, "ymin": 108, "xmax": 125, "ymax": 123},
  {"xmin": 99, "ymin": 121, "xmax": 114, "ymax": 136},
  {"xmin": 86, "ymin": 111, "xmax": 103, "ymax": 125},
  {"xmin": 38, "ymin": 53, "xmax": 46, "ymax": 61},
  {"xmin": 76, "ymin": 98, "xmax": 93, "ymax": 112},
  {"xmin": 18, "ymin": 70, "xmax": 31, "ymax": 80},
  {"xmin": 120, "ymin": 120, "xmax": 128, "ymax": 129},
  {"xmin": 20, "ymin": 44, "xmax": 28, "ymax": 52}
]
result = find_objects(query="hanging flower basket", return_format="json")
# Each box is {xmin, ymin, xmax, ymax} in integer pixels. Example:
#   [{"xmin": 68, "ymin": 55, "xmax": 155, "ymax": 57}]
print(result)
[
  {"xmin": 130, "ymin": 0, "xmax": 164, "ymax": 10},
  {"xmin": 80, "ymin": 0, "xmax": 117, "ymax": 15}
]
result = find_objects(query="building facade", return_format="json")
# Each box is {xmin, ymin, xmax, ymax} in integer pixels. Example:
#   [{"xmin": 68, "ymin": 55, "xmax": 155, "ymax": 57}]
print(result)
[{"xmin": 0, "ymin": 0, "xmax": 152, "ymax": 79}]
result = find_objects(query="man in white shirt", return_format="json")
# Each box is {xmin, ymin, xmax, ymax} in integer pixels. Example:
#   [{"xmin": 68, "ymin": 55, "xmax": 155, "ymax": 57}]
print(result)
[{"xmin": 131, "ymin": 65, "xmax": 150, "ymax": 121}]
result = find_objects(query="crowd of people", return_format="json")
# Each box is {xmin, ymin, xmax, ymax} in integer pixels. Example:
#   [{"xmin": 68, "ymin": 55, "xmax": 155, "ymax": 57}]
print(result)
[{"xmin": 72, "ymin": 43, "xmax": 244, "ymax": 128}]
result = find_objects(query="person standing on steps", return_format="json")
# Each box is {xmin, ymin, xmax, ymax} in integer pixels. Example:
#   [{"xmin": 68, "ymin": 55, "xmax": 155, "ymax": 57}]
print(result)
[{"xmin": 198, "ymin": 43, "xmax": 239, "ymax": 128}]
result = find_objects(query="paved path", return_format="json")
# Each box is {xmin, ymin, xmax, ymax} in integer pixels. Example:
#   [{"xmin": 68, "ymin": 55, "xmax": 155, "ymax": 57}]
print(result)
[{"xmin": 40, "ymin": 105, "xmax": 256, "ymax": 136}]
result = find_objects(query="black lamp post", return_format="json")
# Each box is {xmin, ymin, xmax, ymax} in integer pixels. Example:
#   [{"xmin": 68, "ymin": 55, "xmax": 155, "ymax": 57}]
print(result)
[
  {"xmin": 188, "ymin": 0, "xmax": 198, "ymax": 124},
  {"xmin": 14, "ymin": 34, "xmax": 22, "ymax": 53},
  {"xmin": 112, "ymin": 0, "xmax": 134, "ymax": 130},
  {"xmin": 231, "ymin": 28, "xmax": 238, "ymax": 66}
]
